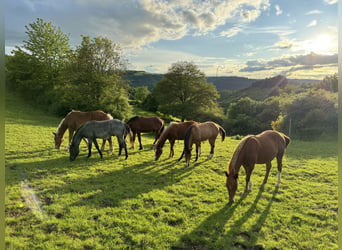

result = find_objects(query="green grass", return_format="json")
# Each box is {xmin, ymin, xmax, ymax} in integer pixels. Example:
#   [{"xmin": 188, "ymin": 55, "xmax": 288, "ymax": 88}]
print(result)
[{"xmin": 5, "ymin": 92, "xmax": 338, "ymax": 249}]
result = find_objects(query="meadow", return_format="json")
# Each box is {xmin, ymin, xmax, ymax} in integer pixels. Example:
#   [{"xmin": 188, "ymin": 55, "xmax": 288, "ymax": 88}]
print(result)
[{"xmin": 5, "ymin": 93, "xmax": 338, "ymax": 249}]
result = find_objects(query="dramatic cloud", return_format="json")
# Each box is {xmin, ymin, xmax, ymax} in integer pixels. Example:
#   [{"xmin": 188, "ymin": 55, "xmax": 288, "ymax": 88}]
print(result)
[
  {"xmin": 5, "ymin": 0, "xmax": 271, "ymax": 49},
  {"xmin": 240, "ymin": 52, "xmax": 337, "ymax": 72}
]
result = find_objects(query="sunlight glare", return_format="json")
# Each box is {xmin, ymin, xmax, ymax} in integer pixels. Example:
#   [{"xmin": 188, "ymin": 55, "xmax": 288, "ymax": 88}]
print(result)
[{"xmin": 301, "ymin": 34, "xmax": 336, "ymax": 54}]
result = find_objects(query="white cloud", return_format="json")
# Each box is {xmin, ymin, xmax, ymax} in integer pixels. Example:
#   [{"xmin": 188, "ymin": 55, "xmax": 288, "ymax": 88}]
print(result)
[
  {"xmin": 275, "ymin": 5, "xmax": 282, "ymax": 16},
  {"xmin": 307, "ymin": 20, "xmax": 318, "ymax": 27},
  {"xmin": 6, "ymin": 0, "xmax": 271, "ymax": 50},
  {"xmin": 305, "ymin": 10, "xmax": 323, "ymax": 15},
  {"xmin": 323, "ymin": 0, "xmax": 338, "ymax": 4}
]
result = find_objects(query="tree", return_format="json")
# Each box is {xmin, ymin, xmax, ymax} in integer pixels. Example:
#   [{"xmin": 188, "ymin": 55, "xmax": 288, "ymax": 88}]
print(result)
[
  {"xmin": 153, "ymin": 61, "xmax": 220, "ymax": 121},
  {"xmin": 6, "ymin": 18, "xmax": 70, "ymax": 105},
  {"xmin": 58, "ymin": 36, "xmax": 131, "ymax": 119}
]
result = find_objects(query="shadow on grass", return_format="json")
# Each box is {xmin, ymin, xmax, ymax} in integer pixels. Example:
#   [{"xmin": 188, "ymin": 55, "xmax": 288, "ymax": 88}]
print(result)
[{"xmin": 173, "ymin": 185, "xmax": 280, "ymax": 249}]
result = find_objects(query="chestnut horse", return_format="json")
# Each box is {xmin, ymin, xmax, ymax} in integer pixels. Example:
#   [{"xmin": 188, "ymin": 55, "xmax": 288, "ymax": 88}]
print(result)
[
  {"xmin": 53, "ymin": 110, "xmax": 113, "ymax": 151},
  {"xmin": 127, "ymin": 116, "xmax": 164, "ymax": 150},
  {"xmin": 182, "ymin": 121, "xmax": 226, "ymax": 167},
  {"xmin": 225, "ymin": 130, "xmax": 290, "ymax": 204},
  {"xmin": 154, "ymin": 121, "xmax": 198, "ymax": 160}
]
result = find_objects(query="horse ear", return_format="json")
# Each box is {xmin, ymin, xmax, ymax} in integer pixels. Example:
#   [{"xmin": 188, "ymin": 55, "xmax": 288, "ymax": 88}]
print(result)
[{"xmin": 225, "ymin": 171, "xmax": 229, "ymax": 177}]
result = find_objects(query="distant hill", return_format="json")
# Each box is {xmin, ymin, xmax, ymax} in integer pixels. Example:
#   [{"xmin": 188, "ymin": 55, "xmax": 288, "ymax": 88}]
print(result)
[{"xmin": 123, "ymin": 70, "xmax": 256, "ymax": 91}]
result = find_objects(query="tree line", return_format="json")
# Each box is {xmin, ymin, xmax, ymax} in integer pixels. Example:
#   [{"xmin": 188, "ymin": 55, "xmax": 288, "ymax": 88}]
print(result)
[{"xmin": 6, "ymin": 18, "xmax": 338, "ymax": 139}]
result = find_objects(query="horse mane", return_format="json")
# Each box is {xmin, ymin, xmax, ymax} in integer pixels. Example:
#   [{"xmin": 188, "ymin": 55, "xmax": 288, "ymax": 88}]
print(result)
[
  {"xmin": 55, "ymin": 118, "xmax": 67, "ymax": 136},
  {"xmin": 127, "ymin": 116, "xmax": 140, "ymax": 123},
  {"xmin": 106, "ymin": 113, "xmax": 113, "ymax": 119},
  {"xmin": 228, "ymin": 135, "xmax": 254, "ymax": 174}
]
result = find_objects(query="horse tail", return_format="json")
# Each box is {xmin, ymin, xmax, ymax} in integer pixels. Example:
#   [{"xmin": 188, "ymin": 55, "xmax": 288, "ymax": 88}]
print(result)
[
  {"xmin": 284, "ymin": 134, "xmax": 291, "ymax": 148},
  {"xmin": 219, "ymin": 126, "xmax": 226, "ymax": 141},
  {"xmin": 184, "ymin": 125, "xmax": 194, "ymax": 154},
  {"xmin": 124, "ymin": 123, "xmax": 132, "ymax": 140}
]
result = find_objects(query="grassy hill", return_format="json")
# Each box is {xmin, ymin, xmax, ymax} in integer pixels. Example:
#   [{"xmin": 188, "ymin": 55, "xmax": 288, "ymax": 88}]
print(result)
[{"xmin": 5, "ymin": 93, "xmax": 337, "ymax": 249}]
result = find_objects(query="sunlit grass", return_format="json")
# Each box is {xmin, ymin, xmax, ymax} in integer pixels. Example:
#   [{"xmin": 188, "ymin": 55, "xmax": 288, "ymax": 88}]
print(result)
[{"xmin": 5, "ymin": 93, "xmax": 337, "ymax": 249}]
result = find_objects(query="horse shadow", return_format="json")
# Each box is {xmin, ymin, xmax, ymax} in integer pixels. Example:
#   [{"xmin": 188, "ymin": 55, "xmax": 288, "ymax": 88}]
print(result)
[
  {"xmin": 31, "ymin": 156, "xmax": 197, "ymax": 211},
  {"xmin": 173, "ymin": 185, "xmax": 279, "ymax": 249}
]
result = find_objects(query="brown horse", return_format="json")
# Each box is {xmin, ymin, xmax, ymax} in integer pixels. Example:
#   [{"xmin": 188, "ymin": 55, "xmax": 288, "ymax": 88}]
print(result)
[
  {"xmin": 53, "ymin": 110, "xmax": 113, "ymax": 151},
  {"xmin": 182, "ymin": 121, "xmax": 226, "ymax": 167},
  {"xmin": 225, "ymin": 130, "xmax": 290, "ymax": 204},
  {"xmin": 154, "ymin": 121, "xmax": 198, "ymax": 160},
  {"xmin": 127, "ymin": 116, "xmax": 164, "ymax": 150}
]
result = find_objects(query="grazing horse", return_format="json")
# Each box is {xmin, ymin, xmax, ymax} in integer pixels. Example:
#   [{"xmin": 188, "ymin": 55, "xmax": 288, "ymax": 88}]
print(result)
[
  {"xmin": 69, "ymin": 119, "xmax": 131, "ymax": 161},
  {"xmin": 182, "ymin": 121, "xmax": 226, "ymax": 167},
  {"xmin": 154, "ymin": 121, "xmax": 198, "ymax": 160},
  {"xmin": 53, "ymin": 110, "xmax": 113, "ymax": 151},
  {"xmin": 127, "ymin": 116, "xmax": 164, "ymax": 150},
  {"xmin": 225, "ymin": 130, "xmax": 290, "ymax": 204}
]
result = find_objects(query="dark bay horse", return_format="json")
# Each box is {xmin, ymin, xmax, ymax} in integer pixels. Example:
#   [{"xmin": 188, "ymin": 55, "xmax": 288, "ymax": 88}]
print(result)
[
  {"xmin": 154, "ymin": 121, "xmax": 197, "ymax": 160},
  {"xmin": 182, "ymin": 121, "xmax": 226, "ymax": 167},
  {"xmin": 69, "ymin": 119, "xmax": 131, "ymax": 161},
  {"xmin": 225, "ymin": 130, "xmax": 290, "ymax": 204},
  {"xmin": 53, "ymin": 110, "xmax": 113, "ymax": 151},
  {"xmin": 127, "ymin": 116, "xmax": 164, "ymax": 150}
]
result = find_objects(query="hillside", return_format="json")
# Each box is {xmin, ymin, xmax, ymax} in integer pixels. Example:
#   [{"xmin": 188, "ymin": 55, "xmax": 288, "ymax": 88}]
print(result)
[{"xmin": 123, "ymin": 70, "xmax": 256, "ymax": 91}]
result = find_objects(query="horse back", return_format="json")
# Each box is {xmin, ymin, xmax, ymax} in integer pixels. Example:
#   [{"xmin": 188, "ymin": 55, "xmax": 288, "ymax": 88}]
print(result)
[
  {"xmin": 127, "ymin": 116, "xmax": 164, "ymax": 132},
  {"xmin": 253, "ymin": 130, "xmax": 289, "ymax": 163},
  {"xmin": 65, "ymin": 110, "xmax": 110, "ymax": 129}
]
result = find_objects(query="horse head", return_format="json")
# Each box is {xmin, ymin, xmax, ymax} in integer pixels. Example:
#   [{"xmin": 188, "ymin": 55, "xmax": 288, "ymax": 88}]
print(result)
[
  {"xmin": 53, "ymin": 132, "xmax": 64, "ymax": 149},
  {"xmin": 225, "ymin": 171, "xmax": 238, "ymax": 204},
  {"xmin": 154, "ymin": 145, "xmax": 162, "ymax": 160},
  {"xmin": 69, "ymin": 143, "xmax": 79, "ymax": 161}
]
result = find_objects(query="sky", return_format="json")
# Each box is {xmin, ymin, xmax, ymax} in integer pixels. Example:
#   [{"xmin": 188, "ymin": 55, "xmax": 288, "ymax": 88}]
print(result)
[{"xmin": 5, "ymin": 0, "xmax": 339, "ymax": 79}]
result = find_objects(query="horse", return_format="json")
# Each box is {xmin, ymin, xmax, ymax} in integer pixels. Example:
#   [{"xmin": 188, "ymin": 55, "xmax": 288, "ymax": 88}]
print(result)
[
  {"xmin": 154, "ymin": 121, "xmax": 198, "ymax": 160},
  {"xmin": 69, "ymin": 119, "xmax": 131, "ymax": 161},
  {"xmin": 181, "ymin": 121, "xmax": 226, "ymax": 167},
  {"xmin": 127, "ymin": 116, "xmax": 164, "ymax": 150},
  {"xmin": 225, "ymin": 130, "xmax": 290, "ymax": 204},
  {"xmin": 53, "ymin": 110, "xmax": 113, "ymax": 152}
]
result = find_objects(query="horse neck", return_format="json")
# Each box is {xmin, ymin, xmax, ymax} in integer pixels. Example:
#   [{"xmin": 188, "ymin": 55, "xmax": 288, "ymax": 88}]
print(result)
[
  {"xmin": 56, "ymin": 118, "xmax": 68, "ymax": 137},
  {"xmin": 228, "ymin": 136, "xmax": 252, "ymax": 175},
  {"xmin": 156, "ymin": 129, "xmax": 168, "ymax": 148},
  {"xmin": 71, "ymin": 128, "xmax": 83, "ymax": 146}
]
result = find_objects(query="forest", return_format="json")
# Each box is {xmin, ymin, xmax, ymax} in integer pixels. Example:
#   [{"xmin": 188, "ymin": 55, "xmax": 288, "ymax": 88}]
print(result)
[{"xmin": 5, "ymin": 18, "xmax": 338, "ymax": 139}]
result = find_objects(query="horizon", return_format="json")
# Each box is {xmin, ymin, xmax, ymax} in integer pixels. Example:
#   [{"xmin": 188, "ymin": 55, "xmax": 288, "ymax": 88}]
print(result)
[{"xmin": 5, "ymin": 0, "xmax": 338, "ymax": 80}]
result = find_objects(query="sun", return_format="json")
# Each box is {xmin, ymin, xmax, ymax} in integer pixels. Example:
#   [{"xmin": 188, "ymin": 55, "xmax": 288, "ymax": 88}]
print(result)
[{"xmin": 300, "ymin": 34, "xmax": 337, "ymax": 54}]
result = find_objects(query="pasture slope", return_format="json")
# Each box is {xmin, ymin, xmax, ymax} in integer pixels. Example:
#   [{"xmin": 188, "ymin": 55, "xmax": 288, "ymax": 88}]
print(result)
[{"xmin": 5, "ymin": 93, "xmax": 337, "ymax": 249}]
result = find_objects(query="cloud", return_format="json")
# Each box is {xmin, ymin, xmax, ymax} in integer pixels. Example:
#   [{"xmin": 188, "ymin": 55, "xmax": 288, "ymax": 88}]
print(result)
[
  {"xmin": 305, "ymin": 10, "xmax": 323, "ymax": 15},
  {"xmin": 307, "ymin": 20, "xmax": 318, "ymax": 27},
  {"xmin": 274, "ymin": 40, "xmax": 293, "ymax": 49},
  {"xmin": 5, "ymin": 0, "xmax": 271, "ymax": 50},
  {"xmin": 323, "ymin": 0, "xmax": 338, "ymax": 4},
  {"xmin": 239, "ymin": 52, "xmax": 337, "ymax": 72},
  {"xmin": 275, "ymin": 5, "xmax": 282, "ymax": 16}
]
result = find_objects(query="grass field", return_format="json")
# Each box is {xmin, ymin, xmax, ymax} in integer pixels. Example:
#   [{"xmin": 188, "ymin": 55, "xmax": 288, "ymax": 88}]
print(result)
[{"xmin": 5, "ymin": 93, "xmax": 338, "ymax": 249}]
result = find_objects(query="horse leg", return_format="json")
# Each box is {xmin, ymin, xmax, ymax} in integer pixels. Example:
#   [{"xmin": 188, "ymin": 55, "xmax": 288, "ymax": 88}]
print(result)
[
  {"xmin": 243, "ymin": 164, "xmax": 254, "ymax": 193},
  {"xmin": 87, "ymin": 138, "xmax": 93, "ymax": 158},
  {"xmin": 66, "ymin": 129, "xmax": 74, "ymax": 150},
  {"xmin": 93, "ymin": 138, "xmax": 103, "ymax": 159},
  {"xmin": 276, "ymin": 154, "xmax": 284, "ymax": 187},
  {"xmin": 108, "ymin": 137, "xmax": 114, "ymax": 153},
  {"xmin": 130, "ymin": 133, "xmax": 136, "ymax": 149},
  {"xmin": 169, "ymin": 139, "xmax": 175, "ymax": 158},
  {"xmin": 195, "ymin": 143, "xmax": 200, "ymax": 161},
  {"xmin": 177, "ymin": 150, "xmax": 185, "ymax": 161},
  {"xmin": 208, "ymin": 139, "xmax": 215, "ymax": 159},
  {"xmin": 137, "ymin": 133, "xmax": 143, "ymax": 150},
  {"xmin": 262, "ymin": 162, "xmax": 272, "ymax": 186},
  {"xmin": 100, "ymin": 139, "xmax": 106, "ymax": 152}
]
